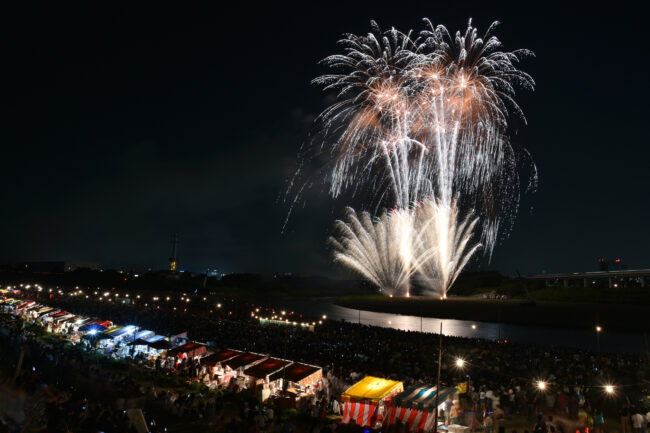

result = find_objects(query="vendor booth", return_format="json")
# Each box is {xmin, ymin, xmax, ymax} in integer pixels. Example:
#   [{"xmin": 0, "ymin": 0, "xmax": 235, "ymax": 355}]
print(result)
[
  {"xmin": 201, "ymin": 349, "xmax": 242, "ymax": 371},
  {"xmin": 15, "ymin": 301, "xmax": 33, "ymax": 311},
  {"xmin": 79, "ymin": 320, "xmax": 113, "ymax": 335},
  {"xmin": 147, "ymin": 337, "xmax": 172, "ymax": 351},
  {"xmin": 134, "ymin": 330, "xmax": 155, "ymax": 340},
  {"xmin": 19, "ymin": 303, "xmax": 40, "ymax": 315},
  {"xmin": 35, "ymin": 307, "xmax": 56, "ymax": 319},
  {"xmin": 126, "ymin": 332, "xmax": 167, "ymax": 359},
  {"xmin": 384, "ymin": 384, "xmax": 457, "ymax": 432},
  {"xmin": 243, "ymin": 357, "xmax": 291, "ymax": 384},
  {"xmin": 43, "ymin": 311, "xmax": 68, "ymax": 327},
  {"xmin": 341, "ymin": 376, "xmax": 404, "ymax": 429},
  {"xmin": 268, "ymin": 362, "xmax": 322, "ymax": 395},
  {"xmin": 222, "ymin": 352, "xmax": 267, "ymax": 386},
  {"xmin": 223, "ymin": 352, "xmax": 266, "ymax": 371},
  {"xmin": 199, "ymin": 349, "xmax": 244, "ymax": 385},
  {"xmin": 82, "ymin": 325, "xmax": 139, "ymax": 355},
  {"xmin": 165, "ymin": 341, "xmax": 208, "ymax": 359}
]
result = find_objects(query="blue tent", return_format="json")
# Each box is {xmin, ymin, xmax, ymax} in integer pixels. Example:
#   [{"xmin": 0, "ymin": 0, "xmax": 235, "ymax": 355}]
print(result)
[
  {"xmin": 79, "ymin": 323, "xmax": 108, "ymax": 334},
  {"xmin": 385, "ymin": 384, "xmax": 457, "ymax": 432}
]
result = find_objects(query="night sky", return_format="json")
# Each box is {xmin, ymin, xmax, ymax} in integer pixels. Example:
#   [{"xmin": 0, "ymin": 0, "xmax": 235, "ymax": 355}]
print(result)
[{"xmin": 2, "ymin": 2, "xmax": 649, "ymax": 276}]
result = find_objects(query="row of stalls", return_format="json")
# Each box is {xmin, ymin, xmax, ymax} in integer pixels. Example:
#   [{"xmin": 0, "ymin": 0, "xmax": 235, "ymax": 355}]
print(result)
[
  {"xmin": 341, "ymin": 376, "xmax": 458, "ymax": 432},
  {"xmin": 1, "ymin": 294, "xmax": 324, "ymax": 403},
  {"xmin": 198, "ymin": 348, "xmax": 322, "ymax": 402},
  {"xmin": 1, "ymin": 297, "xmax": 173, "ymax": 360}
]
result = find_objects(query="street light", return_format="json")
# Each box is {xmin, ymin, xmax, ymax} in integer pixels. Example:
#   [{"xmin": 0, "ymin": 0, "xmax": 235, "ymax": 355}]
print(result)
[
  {"xmin": 537, "ymin": 380, "xmax": 547, "ymax": 390},
  {"xmin": 604, "ymin": 384, "xmax": 614, "ymax": 394},
  {"xmin": 455, "ymin": 358, "xmax": 465, "ymax": 368}
]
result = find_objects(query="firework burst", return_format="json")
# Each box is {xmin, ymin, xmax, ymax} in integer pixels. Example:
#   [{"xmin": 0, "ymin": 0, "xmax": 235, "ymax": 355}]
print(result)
[{"xmin": 295, "ymin": 18, "xmax": 534, "ymax": 296}]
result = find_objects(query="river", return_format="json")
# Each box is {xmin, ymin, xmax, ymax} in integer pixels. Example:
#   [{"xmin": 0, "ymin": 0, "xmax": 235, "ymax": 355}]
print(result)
[{"xmin": 252, "ymin": 297, "xmax": 646, "ymax": 353}]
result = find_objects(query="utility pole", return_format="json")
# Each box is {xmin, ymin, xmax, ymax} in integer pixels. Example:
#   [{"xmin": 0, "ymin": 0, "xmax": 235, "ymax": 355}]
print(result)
[
  {"xmin": 644, "ymin": 333, "xmax": 650, "ymax": 370},
  {"xmin": 434, "ymin": 322, "xmax": 443, "ymax": 433}
]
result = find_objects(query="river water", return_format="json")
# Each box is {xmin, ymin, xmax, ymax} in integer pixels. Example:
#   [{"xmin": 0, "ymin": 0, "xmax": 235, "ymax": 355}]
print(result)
[{"xmin": 253, "ymin": 297, "xmax": 646, "ymax": 353}]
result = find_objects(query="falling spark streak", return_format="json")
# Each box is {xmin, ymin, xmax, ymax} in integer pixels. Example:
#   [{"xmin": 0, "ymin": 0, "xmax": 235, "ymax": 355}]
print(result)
[
  {"xmin": 329, "ymin": 204, "xmax": 436, "ymax": 296},
  {"xmin": 415, "ymin": 199, "xmax": 482, "ymax": 296}
]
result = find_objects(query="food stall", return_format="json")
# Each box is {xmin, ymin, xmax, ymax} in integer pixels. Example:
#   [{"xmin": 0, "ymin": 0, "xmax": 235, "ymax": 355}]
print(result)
[
  {"xmin": 78, "ymin": 320, "xmax": 113, "ymax": 335},
  {"xmin": 14, "ymin": 300, "xmax": 33, "ymax": 311},
  {"xmin": 80, "ymin": 322, "xmax": 114, "ymax": 349},
  {"xmin": 53, "ymin": 315, "xmax": 81, "ymax": 337},
  {"xmin": 242, "ymin": 357, "xmax": 292, "ymax": 399},
  {"xmin": 43, "ymin": 311, "xmax": 68, "ymax": 330},
  {"xmin": 165, "ymin": 341, "xmax": 208, "ymax": 360},
  {"xmin": 125, "ymin": 331, "xmax": 164, "ymax": 359},
  {"xmin": 18, "ymin": 302, "xmax": 40, "ymax": 316},
  {"xmin": 221, "ymin": 352, "xmax": 267, "ymax": 387},
  {"xmin": 200, "ymin": 349, "xmax": 244, "ymax": 381},
  {"xmin": 341, "ymin": 376, "xmax": 404, "ymax": 429},
  {"xmin": 133, "ymin": 330, "xmax": 155, "ymax": 340},
  {"xmin": 98, "ymin": 325, "xmax": 139, "ymax": 355},
  {"xmin": 36, "ymin": 308, "xmax": 59, "ymax": 321},
  {"xmin": 147, "ymin": 337, "xmax": 172, "ymax": 353},
  {"xmin": 268, "ymin": 362, "xmax": 322, "ymax": 396},
  {"xmin": 384, "ymin": 384, "xmax": 457, "ymax": 432}
]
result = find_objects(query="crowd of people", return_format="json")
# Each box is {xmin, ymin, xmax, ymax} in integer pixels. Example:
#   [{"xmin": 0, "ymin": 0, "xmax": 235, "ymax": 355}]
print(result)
[
  {"xmin": 2, "ymin": 286, "xmax": 650, "ymax": 432},
  {"xmin": 0, "ymin": 312, "xmax": 344, "ymax": 432}
]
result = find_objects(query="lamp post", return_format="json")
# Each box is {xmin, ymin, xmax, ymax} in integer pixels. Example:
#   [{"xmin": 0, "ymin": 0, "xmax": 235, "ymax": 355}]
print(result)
[
  {"xmin": 596, "ymin": 326, "xmax": 602, "ymax": 362},
  {"xmin": 455, "ymin": 357, "xmax": 468, "ymax": 410}
]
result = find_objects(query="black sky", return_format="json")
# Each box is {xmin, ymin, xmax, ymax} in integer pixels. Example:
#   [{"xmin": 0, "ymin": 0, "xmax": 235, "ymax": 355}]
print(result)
[{"xmin": 2, "ymin": 1, "xmax": 649, "ymax": 276}]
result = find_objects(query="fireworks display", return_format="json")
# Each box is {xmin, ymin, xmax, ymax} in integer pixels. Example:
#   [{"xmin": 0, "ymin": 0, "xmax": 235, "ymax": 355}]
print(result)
[{"xmin": 301, "ymin": 18, "xmax": 534, "ymax": 296}]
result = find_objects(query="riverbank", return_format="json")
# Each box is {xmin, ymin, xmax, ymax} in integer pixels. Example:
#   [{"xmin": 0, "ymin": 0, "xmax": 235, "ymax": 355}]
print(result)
[{"xmin": 335, "ymin": 296, "xmax": 650, "ymax": 333}]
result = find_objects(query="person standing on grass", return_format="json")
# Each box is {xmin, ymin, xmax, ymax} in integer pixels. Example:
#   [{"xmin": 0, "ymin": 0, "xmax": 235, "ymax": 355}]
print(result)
[
  {"xmin": 451, "ymin": 400, "xmax": 462, "ymax": 425},
  {"xmin": 632, "ymin": 410, "xmax": 645, "ymax": 433},
  {"xmin": 594, "ymin": 409, "xmax": 604, "ymax": 433},
  {"xmin": 557, "ymin": 392, "xmax": 568, "ymax": 415},
  {"xmin": 533, "ymin": 414, "xmax": 547, "ymax": 433},
  {"xmin": 620, "ymin": 404, "xmax": 632, "ymax": 433},
  {"xmin": 484, "ymin": 413, "xmax": 494, "ymax": 433}
]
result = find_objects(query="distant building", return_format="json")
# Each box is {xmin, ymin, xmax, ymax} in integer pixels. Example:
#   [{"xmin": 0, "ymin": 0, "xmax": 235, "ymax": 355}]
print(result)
[{"xmin": 16, "ymin": 261, "xmax": 99, "ymax": 273}]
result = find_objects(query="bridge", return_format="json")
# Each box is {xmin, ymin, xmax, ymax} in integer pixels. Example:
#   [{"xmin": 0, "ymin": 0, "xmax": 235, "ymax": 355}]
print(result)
[{"xmin": 527, "ymin": 269, "xmax": 650, "ymax": 288}]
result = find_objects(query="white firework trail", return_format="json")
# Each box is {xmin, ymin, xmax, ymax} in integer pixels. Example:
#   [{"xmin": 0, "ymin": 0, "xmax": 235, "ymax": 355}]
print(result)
[
  {"xmin": 329, "ymin": 205, "xmax": 435, "ymax": 296},
  {"xmin": 414, "ymin": 198, "xmax": 482, "ymax": 297}
]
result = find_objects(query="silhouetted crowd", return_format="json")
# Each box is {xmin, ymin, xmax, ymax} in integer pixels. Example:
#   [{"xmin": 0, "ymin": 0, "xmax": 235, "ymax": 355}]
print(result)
[{"xmin": 2, "ymin": 288, "xmax": 650, "ymax": 432}]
